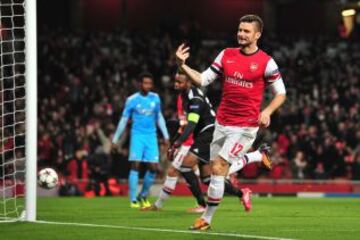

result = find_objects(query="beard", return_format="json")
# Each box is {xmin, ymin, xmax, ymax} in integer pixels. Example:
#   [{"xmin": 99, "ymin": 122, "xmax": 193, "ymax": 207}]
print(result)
[{"xmin": 238, "ymin": 39, "xmax": 251, "ymax": 48}]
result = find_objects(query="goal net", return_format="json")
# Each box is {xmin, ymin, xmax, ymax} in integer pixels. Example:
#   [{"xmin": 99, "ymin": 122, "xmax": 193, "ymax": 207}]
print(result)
[{"xmin": 0, "ymin": 0, "xmax": 37, "ymax": 222}]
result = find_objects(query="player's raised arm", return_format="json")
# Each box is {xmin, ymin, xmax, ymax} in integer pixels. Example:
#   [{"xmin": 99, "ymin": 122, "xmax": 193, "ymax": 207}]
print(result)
[
  {"xmin": 258, "ymin": 58, "xmax": 287, "ymax": 128},
  {"xmin": 112, "ymin": 98, "xmax": 132, "ymax": 144},
  {"xmin": 175, "ymin": 44, "xmax": 202, "ymax": 86},
  {"xmin": 175, "ymin": 44, "xmax": 223, "ymax": 87}
]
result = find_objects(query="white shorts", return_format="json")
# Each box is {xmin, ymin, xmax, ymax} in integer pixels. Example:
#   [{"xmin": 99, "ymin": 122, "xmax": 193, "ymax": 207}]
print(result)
[
  {"xmin": 171, "ymin": 145, "xmax": 191, "ymax": 170},
  {"xmin": 210, "ymin": 122, "xmax": 258, "ymax": 164}
]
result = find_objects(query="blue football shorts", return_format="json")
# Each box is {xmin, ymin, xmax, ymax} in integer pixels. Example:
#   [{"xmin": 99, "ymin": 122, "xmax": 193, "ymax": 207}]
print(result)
[{"xmin": 129, "ymin": 133, "xmax": 159, "ymax": 163}]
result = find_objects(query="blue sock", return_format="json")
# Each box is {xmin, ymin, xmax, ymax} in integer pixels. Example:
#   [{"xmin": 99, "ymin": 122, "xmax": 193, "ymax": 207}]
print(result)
[
  {"xmin": 140, "ymin": 171, "xmax": 156, "ymax": 198},
  {"xmin": 129, "ymin": 170, "xmax": 139, "ymax": 202}
]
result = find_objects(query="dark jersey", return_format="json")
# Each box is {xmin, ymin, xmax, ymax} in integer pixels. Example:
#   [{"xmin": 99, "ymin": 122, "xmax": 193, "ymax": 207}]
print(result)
[{"xmin": 181, "ymin": 87, "xmax": 216, "ymax": 137}]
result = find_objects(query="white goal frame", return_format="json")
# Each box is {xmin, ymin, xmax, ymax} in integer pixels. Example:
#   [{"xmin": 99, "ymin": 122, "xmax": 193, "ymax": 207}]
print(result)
[{"xmin": 24, "ymin": 0, "xmax": 37, "ymax": 222}]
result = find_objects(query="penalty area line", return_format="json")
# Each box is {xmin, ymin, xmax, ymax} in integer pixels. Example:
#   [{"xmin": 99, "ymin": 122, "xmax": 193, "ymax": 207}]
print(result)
[{"xmin": 35, "ymin": 220, "xmax": 296, "ymax": 240}]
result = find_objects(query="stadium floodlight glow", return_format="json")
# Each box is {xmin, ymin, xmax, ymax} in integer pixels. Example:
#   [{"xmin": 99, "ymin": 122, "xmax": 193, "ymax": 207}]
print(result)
[{"xmin": 342, "ymin": 9, "xmax": 356, "ymax": 17}]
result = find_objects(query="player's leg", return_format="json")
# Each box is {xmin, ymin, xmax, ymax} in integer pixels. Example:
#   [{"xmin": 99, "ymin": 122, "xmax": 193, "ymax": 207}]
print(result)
[
  {"xmin": 128, "ymin": 134, "xmax": 144, "ymax": 208},
  {"xmin": 200, "ymin": 162, "xmax": 245, "ymax": 207},
  {"xmin": 138, "ymin": 134, "xmax": 159, "ymax": 207},
  {"xmin": 180, "ymin": 153, "xmax": 207, "ymax": 211},
  {"xmin": 138, "ymin": 162, "xmax": 157, "ymax": 207},
  {"xmin": 129, "ymin": 161, "xmax": 141, "ymax": 208},
  {"xmin": 190, "ymin": 124, "xmax": 226, "ymax": 230},
  {"xmin": 145, "ymin": 145, "xmax": 190, "ymax": 210},
  {"xmin": 191, "ymin": 125, "xmax": 258, "ymax": 230},
  {"xmin": 143, "ymin": 166, "xmax": 180, "ymax": 210},
  {"xmin": 190, "ymin": 156, "xmax": 229, "ymax": 230},
  {"xmin": 185, "ymin": 128, "xmax": 215, "ymax": 213},
  {"xmin": 228, "ymin": 143, "xmax": 272, "ymax": 175}
]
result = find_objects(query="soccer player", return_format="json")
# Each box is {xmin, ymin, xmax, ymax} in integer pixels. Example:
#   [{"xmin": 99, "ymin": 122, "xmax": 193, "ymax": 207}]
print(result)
[
  {"xmin": 142, "ymin": 72, "xmax": 207, "ymax": 212},
  {"xmin": 143, "ymin": 71, "xmax": 270, "ymax": 213},
  {"xmin": 175, "ymin": 15, "xmax": 287, "ymax": 230},
  {"xmin": 112, "ymin": 73, "xmax": 169, "ymax": 208}
]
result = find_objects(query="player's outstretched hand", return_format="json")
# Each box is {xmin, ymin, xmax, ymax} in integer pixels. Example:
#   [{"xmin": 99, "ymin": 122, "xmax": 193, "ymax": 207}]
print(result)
[
  {"xmin": 175, "ymin": 43, "xmax": 190, "ymax": 67},
  {"xmin": 258, "ymin": 110, "xmax": 271, "ymax": 128}
]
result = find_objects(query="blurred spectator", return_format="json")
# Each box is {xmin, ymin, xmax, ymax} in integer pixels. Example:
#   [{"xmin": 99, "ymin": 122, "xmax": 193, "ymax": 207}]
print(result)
[
  {"xmin": 66, "ymin": 149, "xmax": 89, "ymax": 192},
  {"xmin": 291, "ymin": 151, "xmax": 307, "ymax": 179}
]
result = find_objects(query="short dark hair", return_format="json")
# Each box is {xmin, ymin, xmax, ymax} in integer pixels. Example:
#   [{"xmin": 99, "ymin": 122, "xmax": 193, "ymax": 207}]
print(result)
[
  {"xmin": 239, "ymin": 14, "xmax": 264, "ymax": 33},
  {"xmin": 138, "ymin": 72, "xmax": 154, "ymax": 82}
]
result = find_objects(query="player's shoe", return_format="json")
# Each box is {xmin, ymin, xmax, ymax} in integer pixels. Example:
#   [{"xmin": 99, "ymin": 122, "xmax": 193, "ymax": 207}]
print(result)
[
  {"xmin": 240, "ymin": 188, "xmax": 252, "ymax": 212},
  {"xmin": 130, "ymin": 201, "xmax": 141, "ymax": 209},
  {"xmin": 189, "ymin": 218, "xmax": 211, "ymax": 231},
  {"xmin": 140, "ymin": 204, "xmax": 161, "ymax": 211},
  {"xmin": 137, "ymin": 196, "xmax": 151, "ymax": 208},
  {"xmin": 187, "ymin": 205, "xmax": 206, "ymax": 213},
  {"xmin": 258, "ymin": 143, "xmax": 272, "ymax": 169}
]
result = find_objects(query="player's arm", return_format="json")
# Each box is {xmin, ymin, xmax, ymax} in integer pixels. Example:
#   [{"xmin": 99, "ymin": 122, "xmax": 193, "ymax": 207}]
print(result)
[
  {"xmin": 259, "ymin": 59, "xmax": 287, "ymax": 127},
  {"xmin": 264, "ymin": 81, "xmax": 286, "ymax": 114},
  {"xmin": 172, "ymin": 98, "xmax": 203, "ymax": 147},
  {"xmin": 175, "ymin": 44, "xmax": 223, "ymax": 87},
  {"xmin": 112, "ymin": 99, "xmax": 132, "ymax": 144},
  {"xmin": 156, "ymin": 98, "xmax": 170, "ymax": 141},
  {"xmin": 157, "ymin": 112, "xmax": 169, "ymax": 140}
]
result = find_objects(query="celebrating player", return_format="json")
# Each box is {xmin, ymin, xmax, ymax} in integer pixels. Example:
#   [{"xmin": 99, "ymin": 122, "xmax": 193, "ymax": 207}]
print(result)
[
  {"xmin": 143, "ymin": 71, "xmax": 271, "ymax": 213},
  {"xmin": 175, "ymin": 15, "xmax": 287, "ymax": 230},
  {"xmin": 112, "ymin": 73, "xmax": 169, "ymax": 208}
]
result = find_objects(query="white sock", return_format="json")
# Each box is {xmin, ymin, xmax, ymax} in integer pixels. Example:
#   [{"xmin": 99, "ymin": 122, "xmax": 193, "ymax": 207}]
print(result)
[
  {"xmin": 201, "ymin": 175, "xmax": 224, "ymax": 224},
  {"xmin": 154, "ymin": 176, "xmax": 178, "ymax": 208},
  {"xmin": 246, "ymin": 150, "xmax": 263, "ymax": 164},
  {"xmin": 228, "ymin": 157, "xmax": 247, "ymax": 175}
]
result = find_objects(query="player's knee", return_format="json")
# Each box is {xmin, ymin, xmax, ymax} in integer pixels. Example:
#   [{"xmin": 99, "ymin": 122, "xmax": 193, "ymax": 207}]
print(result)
[
  {"xmin": 211, "ymin": 165, "xmax": 223, "ymax": 175},
  {"xmin": 147, "ymin": 163, "xmax": 158, "ymax": 172},
  {"xmin": 211, "ymin": 159, "xmax": 229, "ymax": 176},
  {"xmin": 130, "ymin": 162, "xmax": 140, "ymax": 171}
]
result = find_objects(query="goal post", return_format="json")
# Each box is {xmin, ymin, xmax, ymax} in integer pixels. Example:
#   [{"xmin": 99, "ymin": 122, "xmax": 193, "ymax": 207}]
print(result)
[
  {"xmin": 0, "ymin": 0, "xmax": 37, "ymax": 222},
  {"xmin": 25, "ymin": 0, "xmax": 37, "ymax": 222}
]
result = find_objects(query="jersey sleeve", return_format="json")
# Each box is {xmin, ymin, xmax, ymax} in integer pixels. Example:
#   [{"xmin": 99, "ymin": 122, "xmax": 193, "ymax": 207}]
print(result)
[
  {"xmin": 269, "ymin": 78, "xmax": 286, "ymax": 95},
  {"xmin": 201, "ymin": 49, "xmax": 225, "ymax": 86},
  {"xmin": 122, "ymin": 97, "xmax": 133, "ymax": 118},
  {"xmin": 187, "ymin": 97, "xmax": 204, "ymax": 123},
  {"xmin": 264, "ymin": 58, "xmax": 282, "ymax": 84},
  {"xmin": 265, "ymin": 58, "xmax": 286, "ymax": 95}
]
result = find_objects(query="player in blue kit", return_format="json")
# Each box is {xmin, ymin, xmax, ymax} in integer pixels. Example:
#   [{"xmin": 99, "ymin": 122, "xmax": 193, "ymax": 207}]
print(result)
[{"xmin": 112, "ymin": 73, "xmax": 169, "ymax": 208}]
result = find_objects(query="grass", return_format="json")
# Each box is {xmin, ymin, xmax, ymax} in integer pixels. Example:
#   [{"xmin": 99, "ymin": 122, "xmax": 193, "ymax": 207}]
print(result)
[{"xmin": 1, "ymin": 197, "xmax": 360, "ymax": 240}]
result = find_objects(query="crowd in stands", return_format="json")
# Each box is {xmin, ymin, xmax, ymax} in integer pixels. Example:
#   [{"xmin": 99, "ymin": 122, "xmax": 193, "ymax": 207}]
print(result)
[{"xmin": 33, "ymin": 25, "xmax": 360, "ymax": 194}]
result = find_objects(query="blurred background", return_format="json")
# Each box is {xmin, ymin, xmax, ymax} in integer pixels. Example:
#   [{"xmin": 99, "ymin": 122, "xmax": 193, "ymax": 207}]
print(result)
[{"xmin": 32, "ymin": 0, "xmax": 360, "ymax": 197}]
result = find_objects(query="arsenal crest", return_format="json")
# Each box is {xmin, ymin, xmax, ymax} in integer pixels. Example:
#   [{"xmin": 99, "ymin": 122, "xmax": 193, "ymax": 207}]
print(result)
[{"xmin": 250, "ymin": 62, "xmax": 258, "ymax": 72}]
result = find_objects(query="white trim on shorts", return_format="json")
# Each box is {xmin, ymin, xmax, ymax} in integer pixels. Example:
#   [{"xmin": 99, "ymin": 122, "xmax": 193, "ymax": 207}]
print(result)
[
  {"xmin": 171, "ymin": 145, "xmax": 191, "ymax": 170},
  {"xmin": 210, "ymin": 121, "xmax": 259, "ymax": 164}
]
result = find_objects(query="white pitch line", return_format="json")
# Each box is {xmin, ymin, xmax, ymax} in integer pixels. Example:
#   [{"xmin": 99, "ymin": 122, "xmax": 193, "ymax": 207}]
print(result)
[{"xmin": 34, "ymin": 220, "xmax": 296, "ymax": 240}]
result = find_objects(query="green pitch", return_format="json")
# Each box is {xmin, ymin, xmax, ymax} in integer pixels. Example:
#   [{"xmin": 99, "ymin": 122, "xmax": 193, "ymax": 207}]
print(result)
[{"xmin": 1, "ymin": 197, "xmax": 359, "ymax": 240}]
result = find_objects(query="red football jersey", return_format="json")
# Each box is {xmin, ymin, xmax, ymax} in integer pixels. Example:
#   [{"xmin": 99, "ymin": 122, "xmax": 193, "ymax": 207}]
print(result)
[
  {"xmin": 177, "ymin": 94, "xmax": 194, "ymax": 146},
  {"xmin": 203, "ymin": 48, "xmax": 282, "ymax": 127}
]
